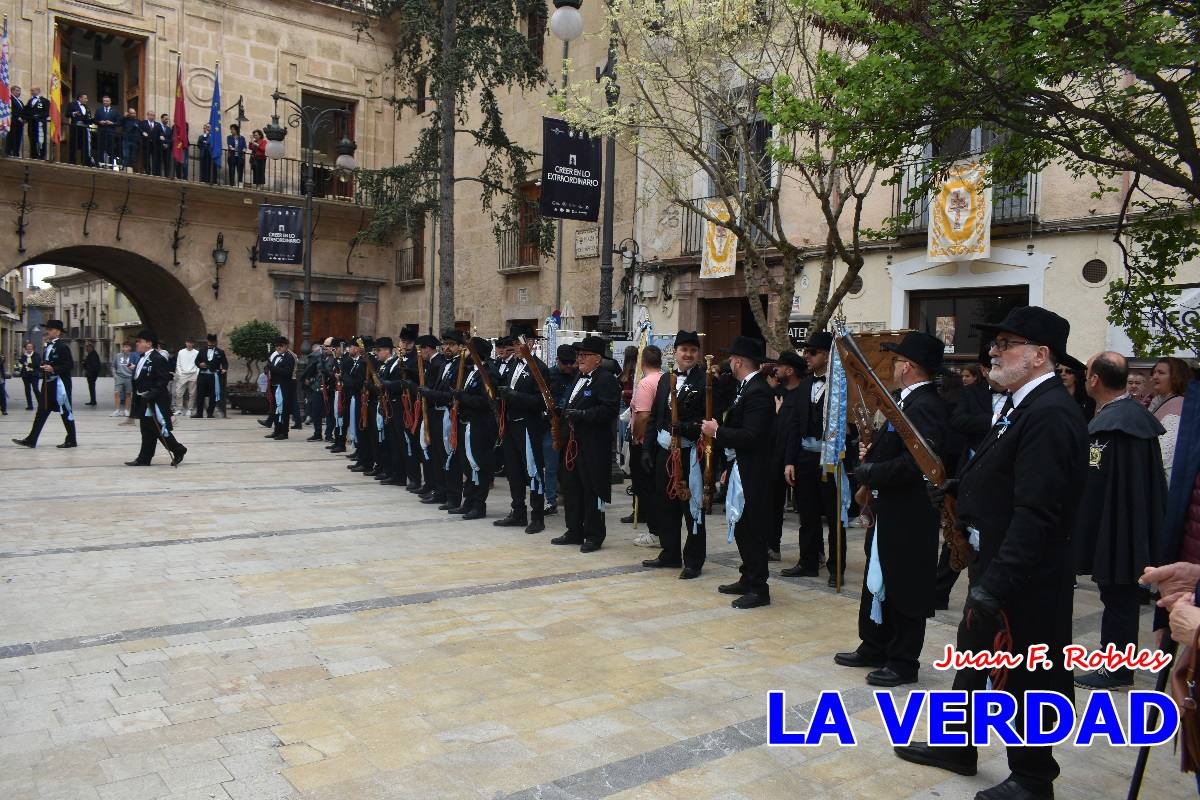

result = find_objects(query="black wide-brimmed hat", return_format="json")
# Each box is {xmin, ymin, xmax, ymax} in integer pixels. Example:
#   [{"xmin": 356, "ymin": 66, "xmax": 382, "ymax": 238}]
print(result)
[
  {"xmin": 135, "ymin": 329, "xmax": 158, "ymax": 345},
  {"xmin": 974, "ymin": 306, "xmax": 1084, "ymax": 371},
  {"xmin": 45, "ymin": 319, "xmax": 65, "ymax": 331},
  {"xmin": 274, "ymin": 336, "xmax": 289, "ymax": 347},
  {"xmin": 496, "ymin": 336, "xmax": 515, "ymax": 348},
  {"xmin": 509, "ymin": 322, "xmax": 535, "ymax": 339},
  {"xmin": 881, "ymin": 331, "xmax": 948, "ymax": 375},
  {"xmin": 416, "ymin": 334, "xmax": 440, "ymax": 349},
  {"xmin": 575, "ymin": 335, "xmax": 609, "ymax": 356},
  {"xmin": 803, "ymin": 331, "xmax": 833, "ymax": 352},
  {"xmin": 556, "ymin": 344, "xmax": 577, "ymax": 364},
  {"xmin": 374, "ymin": 336, "xmax": 394, "ymax": 350},
  {"xmin": 440, "ymin": 329, "xmax": 465, "ymax": 345},
  {"xmin": 778, "ymin": 350, "xmax": 806, "ymax": 372},
  {"xmin": 399, "ymin": 325, "xmax": 418, "ymax": 342},
  {"xmin": 206, "ymin": 333, "xmax": 218, "ymax": 342},
  {"xmin": 728, "ymin": 335, "xmax": 765, "ymax": 363},
  {"xmin": 469, "ymin": 336, "xmax": 493, "ymax": 359},
  {"xmin": 673, "ymin": 330, "xmax": 701, "ymax": 348}
]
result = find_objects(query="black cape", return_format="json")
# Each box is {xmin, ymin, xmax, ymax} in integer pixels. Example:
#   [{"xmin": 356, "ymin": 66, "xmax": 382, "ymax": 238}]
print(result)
[{"xmin": 1073, "ymin": 396, "xmax": 1167, "ymax": 584}]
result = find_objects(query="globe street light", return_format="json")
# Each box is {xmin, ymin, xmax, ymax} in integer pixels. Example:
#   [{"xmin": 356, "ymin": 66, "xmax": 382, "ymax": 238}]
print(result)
[
  {"xmin": 550, "ymin": 0, "xmax": 584, "ymax": 41},
  {"xmin": 264, "ymin": 89, "xmax": 358, "ymax": 354}
]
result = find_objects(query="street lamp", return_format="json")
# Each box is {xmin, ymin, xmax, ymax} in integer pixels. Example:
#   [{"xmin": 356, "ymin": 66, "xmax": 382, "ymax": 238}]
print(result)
[
  {"xmin": 211, "ymin": 232, "xmax": 228, "ymax": 299},
  {"xmin": 550, "ymin": 0, "xmax": 620, "ymax": 336},
  {"xmin": 264, "ymin": 89, "xmax": 358, "ymax": 355}
]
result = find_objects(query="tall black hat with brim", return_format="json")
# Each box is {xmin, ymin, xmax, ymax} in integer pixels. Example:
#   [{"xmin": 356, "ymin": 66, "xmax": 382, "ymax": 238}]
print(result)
[
  {"xmin": 496, "ymin": 336, "xmax": 515, "ymax": 347},
  {"xmin": 881, "ymin": 331, "xmax": 948, "ymax": 375},
  {"xmin": 778, "ymin": 350, "xmax": 806, "ymax": 373},
  {"xmin": 399, "ymin": 326, "xmax": 418, "ymax": 342},
  {"xmin": 469, "ymin": 336, "xmax": 493, "ymax": 360},
  {"xmin": 206, "ymin": 333, "xmax": 218, "ymax": 343},
  {"xmin": 803, "ymin": 331, "xmax": 833, "ymax": 352},
  {"xmin": 135, "ymin": 329, "xmax": 158, "ymax": 346},
  {"xmin": 416, "ymin": 334, "xmax": 440, "ymax": 349},
  {"xmin": 509, "ymin": 322, "xmax": 535, "ymax": 339},
  {"xmin": 728, "ymin": 335, "xmax": 765, "ymax": 364},
  {"xmin": 973, "ymin": 305, "xmax": 1084, "ymax": 371},
  {"xmin": 556, "ymin": 344, "xmax": 577, "ymax": 364},
  {"xmin": 274, "ymin": 336, "xmax": 289, "ymax": 347},
  {"xmin": 575, "ymin": 335, "xmax": 609, "ymax": 357},
  {"xmin": 673, "ymin": 330, "xmax": 701, "ymax": 348},
  {"xmin": 441, "ymin": 329, "xmax": 465, "ymax": 345},
  {"xmin": 45, "ymin": 319, "xmax": 65, "ymax": 331},
  {"xmin": 375, "ymin": 336, "xmax": 395, "ymax": 350}
]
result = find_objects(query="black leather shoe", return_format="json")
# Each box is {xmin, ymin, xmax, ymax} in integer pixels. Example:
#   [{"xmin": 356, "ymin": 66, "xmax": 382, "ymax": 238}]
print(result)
[
  {"xmin": 372, "ymin": 472, "xmax": 389, "ymax": 480},
  {"xmin": 363, "ymin": 468, "xmax": 379, "ymax": 477},
  {"xmin": 580, "ymin": 540, "xmax": 602, "ymax": 553},
  {"xmin": 679, "ymin": 567, "xmax": 701, "ymax": 580},
  {"xmin": 974, "ymin": 778, "xmax": 1053, "ymax": 800},
  {"xmin": 551, "ymin": 534, "xmax": 583, "ymax": 545},
  {"xmin": 11, "ymin": 438, "xmax": 33, "ymax": 448},
  {"xmin": 414, "ymin": 484, "xmax": 432, "ymax": 496},
  {"xmin": 732, "ymin": 593, "xmax": 770, "ymax": 609},
  {"xmin": 345, "ymin": 452, "xmax": 357, "ymax": 459},
  {"xmin": 620, "ymin": 514, "xmax": 634, "ymax": 524},
  {"xmin": 718, "ymin": 582, "xmax": 750, "ymax": 595},
  {"xmin": 292, "ymin": 423, "xmax": 303, "ymax": 430},
  {"xmin": 524, "ymin": 516, "xmax": 545, "ymax": 534},
  {"xmin": 781, "ymin": 564, "xmax": 820, "ymax": 578},
  {"xmin": 445, "ymin": 505, "xmax": 464, "ymax": 514},
  {"xmin": 462, "ymin": 504, "xmax": 486, "ymax": 521},
  {"xmin": 329, "ymin": 446, "xmax": 346, "ymax": 453},
  {"xmin": 893, "ymin": 742, "xmax": 977, "ymax": 777},
  {"xmin": 124, "ymin": 460, "xmax": 151, "ymax": 466},
  {"xmin": 258, "ymin": 419, "xmax": 271, "ymax": 428},
  {"xmin": 57, "ymin": 441, "xmax": 77, "ymax": 449},
  {"xmin": 834, "ymin": 651, "xmax": 886, "ymax": 669},
  {"xmin": 493, "ymin": 511, "xmax": 528, "ymax": 527},
  {"xmin": 306, "ymin": 434, "xmax": 322, "ymax": 442},
  {"xmin": 641, "ymin": 557, "xmax": 683, "ymax": 569},
  {"xmin": 406, "ymin": 480, "xmax": 422, "ymax": 492},
  {"xmin": 867, "ymin": 667, "xmax": 917, "ymax": 687},
  {"xmin": 422, "ymin": 494, "xmax": 446, "ymax": 505},
  {"xmin": 380, "ymin": 477, "xmax": 403, "ymax": 485},
  {"xmin": 265, "ymin": 433, "xmax": 280, "ymax": 439},
  {"xmin": 349, "ymin": 464, "xmax": 367, "ymax": 472},
  {"xmin": 828, "ymin": 574, "xmax": 845, "ymax": 588},
  {"xmin": 170, "ymin": 446, "xmax": 187, "ymax": 467}
]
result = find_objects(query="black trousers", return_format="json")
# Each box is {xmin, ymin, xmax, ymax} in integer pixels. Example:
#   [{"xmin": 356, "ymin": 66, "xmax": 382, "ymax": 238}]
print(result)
[
  {"xmin": 404, "ymin": 428, "xmax": 424, "ymax": 484},
  {"xmin": 251, "ymin": 158, "xmax": 265, "ymax": 185},
  {"xmin": 355, "ymin": 405, "xmax": 377, "ymax": 468},
  {"xmin": 27, "ymin": 406, "xmax": 76, "ymax": 445},
  {"xmin": 308, "ymin": 390, "xmax": 324, "ymax": 438},
  {"xmin": 652, "ymin": 445, "xmax": 706, "ymax": 570},
  {"xmin": 502, "ymin": 420, "xmax": 545, "ymax": 513},
  {"xmin": 136, "ymin": 407, "xmax": 185, "ymax": 464},
  {"xmin": 933, "ymin": 542, "xmax": 962, "ymax": 607},
  {"xmin": 796, "ymin": 463, "xmax": 842, "ymax": 575},
  {"xmin": 460, "ymin": 421, "xmax": 495, "ymax": 509},
  {"xmin": 272, "ymin": 384, "xmax": 295, "ymax": 437},
  {"xmin": 5, "ymin": 123, "xmax": 23, "ymax": 156},
  {"xmin": 86, "ymin": 375, "xmax": 98, "ymax": 404},
  {"xmin": 0, "ymin": 381, "xmax": 7, "ymax": 413},
  {"xmin": 29, "ymin": 121, "xmax": 48, "ymax": 159},
  {"xmin": 228, "ymin": 158, "xmax": 245, "ymax": 185},
  {"xmin": 70, "ymin": 126, "xmax": 92, "ymax": 165},
  {"xmin": 767, "ymin": 466, "xmax": 789, "ymax": 553},
  {"xmin": 23, "ymin": 376, "xmax": 38, "ymax": 408},
  {"xmin": 1098, "ymin": 582, "xmax": 1141, "ymax": 679},
  {"xmin": 560, "ymin": 461, "xmax": 606, "ymax": 544},
  {"xmin": 444, "ymin": 429, "xmax": 464, "ymax": 506},
  {"xmin": 733, "ymin": 510, "xmax": 769, "ymax": 596},
  {"xmin": 856, "ymin": 577, "xmax": 928, "ymax": 678},
  {"xmin": 629, "ymin": 441, "xmax": 654, "ymax": 522},
  {"xmin": 195, "ymin": 373, "xmax": 221, "ymax": 417}
]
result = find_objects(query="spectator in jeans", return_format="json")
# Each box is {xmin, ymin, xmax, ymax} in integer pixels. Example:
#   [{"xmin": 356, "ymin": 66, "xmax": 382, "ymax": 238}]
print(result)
[
  {"xmin": 111, "ymin": 342, "xmax": 135, "ymax": 417},
  {"xmin": 174, "ymin": 339, "xmax": 200, "ymax": 417},
  {"xmin": 82, "ymin": 341, "xmax": 102, "ymax": 405}
]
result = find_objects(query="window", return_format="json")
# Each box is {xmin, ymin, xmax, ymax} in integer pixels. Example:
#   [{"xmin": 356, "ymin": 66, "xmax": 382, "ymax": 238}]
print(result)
[
  {"xmin": 500, "ymin": 182, "xmax": 543, "ymax": 270},
  {"xmin": 526, "ymin": 5, "xmax": 547, "ymax": 65},
  {"xmin": 415, "ymin": 73, "xmax": 427, "ymax": 115},
  {"xmin": 712, "ymin": 117, "xmax": 772, "ymax": 196},
  {"xmin": 908, "ymin": 287, "xmax": 1029, "ymax": 360},
  {"xmin": 1082, "ymin": 259, "xmax": 1107, "ymax": 284},
  {"xmin": 299, "ymin": 91, "xmax": 355, "ymax": 167}
]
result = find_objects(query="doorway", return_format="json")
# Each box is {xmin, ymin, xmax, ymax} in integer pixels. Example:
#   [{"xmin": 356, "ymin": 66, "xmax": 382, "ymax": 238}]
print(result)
[
  {"xmin": 701, "ymin": 295, "xmax": 766, "ymax": 357},
  {"xmin": 908, "ymin": 286, "xmax": 1029, "ymax": 364},
  {"xmin": 59, "ymin": 22, "xmax": 146, "ymax": 116},
  {"xmin": 294, "ymin": 301, "xmax": 358, "ymax": 346}
]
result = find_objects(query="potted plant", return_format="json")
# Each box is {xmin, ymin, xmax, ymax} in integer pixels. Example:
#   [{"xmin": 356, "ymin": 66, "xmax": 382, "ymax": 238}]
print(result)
[{"xmin": 226, "ymin": 319, "xmax": 281, "ymax": 414}]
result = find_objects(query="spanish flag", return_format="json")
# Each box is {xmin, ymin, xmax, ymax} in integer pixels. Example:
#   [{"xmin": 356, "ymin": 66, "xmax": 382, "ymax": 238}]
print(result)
[
  {"xmin": 172, "ymin": 55, "xmax": 188, "ymax": 165},
  {"xmin": 49, "ymin": 26, "xmax": 62, "ymax": 144}
]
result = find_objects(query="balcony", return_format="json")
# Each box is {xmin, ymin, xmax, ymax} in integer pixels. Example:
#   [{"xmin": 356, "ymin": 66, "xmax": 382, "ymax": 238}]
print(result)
[
  {"xmin": 0, "ymin": 288, "xmax": 14, "ymax": 313},
  {"xmin": 497, "ymin": 226, "xmax": 543, "ymax": 274},
  {"xmin": 394, "ymin": 246, "xmax": 423, "ymax": 286},
  {"xmin": 680, "ymin": 197, "xmax": 774, "ymax": 257},
  {"xmin": 892, "ymin": 161, "xmax": 1038, "ymax": 236}
]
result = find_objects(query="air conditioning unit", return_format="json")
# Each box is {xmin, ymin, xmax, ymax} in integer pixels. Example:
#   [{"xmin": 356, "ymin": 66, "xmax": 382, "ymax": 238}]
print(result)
[{"xmin": 639, "ymin": 274, "xmax": 659, "ymax": 299}]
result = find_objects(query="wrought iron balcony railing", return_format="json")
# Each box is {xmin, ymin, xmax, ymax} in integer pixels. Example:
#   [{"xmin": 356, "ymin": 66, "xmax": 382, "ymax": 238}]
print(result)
[
  {"xmin": 680, "ymin": 197, "xmax": 774, "ymax": 257},
  {"xmin": 891, "ymin": 161, "xmax": 1039, "ymax": 236}
]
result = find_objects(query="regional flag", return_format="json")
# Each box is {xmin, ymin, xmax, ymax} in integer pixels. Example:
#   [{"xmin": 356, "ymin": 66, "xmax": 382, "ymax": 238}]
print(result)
[
  {"xmin": 1, "ymin": 16, "xmax": 12, "ymax": 135},
  {"xmin": 172, "ymin": 56, "xmax": 188, "ymax": 165},
  {"xmin": 208, "ymin": 62, "xmax": 222, "ymax": 169},
  {"xmin": 49, "ymin": 27, "xmax": 62, "ymax": 144}
]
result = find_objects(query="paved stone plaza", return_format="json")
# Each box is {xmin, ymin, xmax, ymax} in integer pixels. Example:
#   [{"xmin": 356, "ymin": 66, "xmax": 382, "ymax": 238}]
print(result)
[{"xmin": 0, "ymin": 388, "xmax": 1190, "ymax": 799}]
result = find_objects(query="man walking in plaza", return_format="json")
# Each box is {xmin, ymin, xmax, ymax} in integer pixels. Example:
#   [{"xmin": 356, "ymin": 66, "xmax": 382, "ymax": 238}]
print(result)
[
  {"xmin": 111, "ymin": 341, "xmax": 135, "ymax": 417},
  {"xmin": 174, "ymin": 338, "xmax": 200, "ymax": 416},
  {"xmin": 13, "ymin": 320, "xmax": 77, "ymax": 449},
  {"xmin": 265, "ymin": 336, "xmax": 296, "ymax": 440},
  {"xmin": 127, "ymin": 330, "xmax": 187, "ymax": 467},
  {"xmin": 82, "ymin": 341, "xmax": 101, "ymax": 406}
]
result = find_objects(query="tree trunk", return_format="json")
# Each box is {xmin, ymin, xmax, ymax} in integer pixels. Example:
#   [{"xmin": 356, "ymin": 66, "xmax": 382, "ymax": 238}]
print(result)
[{"xmin": 437, "ymin": 0, "xmax": 458, "ymax": 332}]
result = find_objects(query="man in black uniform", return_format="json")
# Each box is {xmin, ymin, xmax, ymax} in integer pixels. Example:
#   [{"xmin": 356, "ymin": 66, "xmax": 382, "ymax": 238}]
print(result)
[
  {"xmin": 544, "ymin": 344, "xmax": 578, "ymax": 515},
  {"xmin": 126, "ymin": 330, "xmax": 187, "ymax": 467},
  {"xmin": 452, "ymin": 337, "xmax": 500, "ymax": 519},
  {"xmin": 338, "ymin": 338, "xmax": 367, "ymax": 458},
  {"xmin": 318, "ymin": 338, "xmax": 340, "ymax": 443},
  {"xmin": 368, "ymin": 337, "xmax": 398, "ymax": 481},
  {"xmin": 302, "ymin": 343, "xmax": 325, "ymax": 441},
  {"xmin": 783, "ymin": 332, "xmax": 843, "ymax": 585},
  {"xmin": 6, "ymin": 86, "xmax": 24, "ymax": 157},
  {"xmin": 82, "ymin": 341, "xmax": 102, "ymax": 405},
  {"xmin": 702, "ymin": 336, "xmax": 773, "ymax": 608},
  {"xmin": 642, "ymin": 331, "xmax": 708, "ymax": 579},
  {"xmin": 414, "ymin": 335, "xmax": 446, "ymax": 500},
  {"xmin": 13, "ymin": 320, "xmax": 77, "ymax": 449},
  {"xmin": 419, "ymin": 331, "xmax": 466, "ymax": 510},
  {"xmin": 494, "ymin": 325, "xmax": 550, "ymax": 534},
  {"xmin": 834, "ymin": 331, "xmax": 949, "ymax": 687},
  {"xmin": 896, "ymin": 307, "xmax": 1089, "ymax": 800},
  {"xmin": 396, "ymin": 327, "xmax": 426, "ymax": 491},
  {"xmin": 265, "ymin": 336, "xmax": 296, "ymax": 440},
  {"xmin": 551, "ymin": 336, "xmax": 620, "ymax": 552},
  {"xmin": 349, "ymin": 337, "xmax": 379, "ymax": 472},
  {"xmin": 767, "ymin": 350, "xmax": 805, "ymax": 561},
  {"xmin": 24, "ymin": 87, "xmax": 49, "ymax": 160},
  {"xmin": 195, "ymin": 333, "xmax": 229, "ymax": 418}
]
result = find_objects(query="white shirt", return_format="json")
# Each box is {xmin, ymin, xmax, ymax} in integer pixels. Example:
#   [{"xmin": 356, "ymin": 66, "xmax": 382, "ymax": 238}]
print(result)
[
  {"xmin": 1011, "ymin": 370, "xmax": 1057, "ymax": 409},
  {"xmin": 508, "ymin": 358, "xmax": 527, "ymax": 388},
  {"xmin": 134, "ymin": 352, "xmax": 150, "ymax": 380},
  {"xmin": 899, "ymin": 380, "xmax": 931, "ymax": 406},
  {"xmin": 569, "ymin": 372, "xmax": 593, "ymax": 403},
  {"xmin": 810, "ymin": 371, "xmax": 828, "ymax": 403},
  {"xmin": 175, "ymin": 347, "xmax": 199, "ymax": 376}
]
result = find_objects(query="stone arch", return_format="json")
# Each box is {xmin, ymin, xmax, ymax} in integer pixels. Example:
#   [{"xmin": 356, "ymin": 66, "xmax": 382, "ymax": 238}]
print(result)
[{"xmin": 14, "ymin": 246, "xmax": 208, "ymax": 348}]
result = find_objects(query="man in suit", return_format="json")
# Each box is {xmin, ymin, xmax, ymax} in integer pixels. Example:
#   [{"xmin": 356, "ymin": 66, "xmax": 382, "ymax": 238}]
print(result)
[
  {"xmin": 551, "ymin": 337, "xmax": 620, "ymax": 552},
  {"xmin": 319, "ymin": 337, "xmax": 342, "ymax": 443},
  {"xmin": 339, "ymin": 337, "xmax": 368, "ymax": 459},
  {"xmin": 417, "ymin": 331, "xmax": 464, "ymax": 508},
  {"xmin": 641, "ymin": 330, "xmax": 708, "ymax": 578},
  {"xmin": 194, "ymin": 333, "xmax": 228, "ymax": 418},
  {"xmin": 93, "ymin": 95, "xmax": 121, "ymax": 166},
  {"xmin": 783, "ymin": 332, "xmax": 843, "ymax": 585},
  {"xmin": 364, "ymin": 337, "xmax": 397, "ymax": 481},
  {"xmin": 395, "ymin": 326, "xmax": 426, "ymax": 491},
  {"xmin": 197, "ymin": 123, "xmax": 215, "ymax": 183},
  {"xmin": 265, "ymin": 336, "xmax": 297, "ymax": 440},
  {"xmin": 82, "ymin": 341, "xmax": 102, "ymax": 405},
  {"xmin": 13, "ymin": 320, "xmax": 77, "ymax": 449},
  {"xmin": 120, "ymin": 106, "xmax": 141, "ymax": 171},
  {"xmin": 834, "ymin": 331, "xmax": 949, "ymax": 687},
  {"xmin": 451, "ymin": 337, "xmax": 500, "ymax": 520},
  {"xmin": 411, "ymin": 335, "xmax": 445, "ymax": 496},
  {"xmin": 141, "ymin": 111, "xmax": 162, "ymax": 176},
  {"xmin": 896, "ymin": 306, "xmax": 1089, "ymax": 800},
  {"xmin": 494, "ymin": 324, "xmax": 551, "ymax": 533},
  {"xmin": 302, "ymin": 342, "xmax": 326, "ymax": 442},
  {"xmin": 68, "ymin": 94, "xmax": 93, "ymax": 166},
  {"xmin": 6, "ymin": 86, "xmax": 25, "ymax": 157},
  {"xmin": 16, "ymin": 341, "xmax": 40, "ymax": 410},
  {"xmin": 24, "ymin": 87, "xmax": 49, "ymax": 160},
  {"xmin": 126, "ymin": 329, "xmax": 187, "ymax": 467},
  {"xmin": 768, "ymin": 350, "xmax": 806, "ymax": 561},
  {"xmin": 702, "ymin": 336, "xmax": 774, "ymax": 608}
]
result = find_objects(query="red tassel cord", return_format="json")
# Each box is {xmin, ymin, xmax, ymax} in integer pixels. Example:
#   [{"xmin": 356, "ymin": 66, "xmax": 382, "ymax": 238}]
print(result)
[{"xmin": 564, "ymin": 422, "xmax": 579, "ymax": 472}]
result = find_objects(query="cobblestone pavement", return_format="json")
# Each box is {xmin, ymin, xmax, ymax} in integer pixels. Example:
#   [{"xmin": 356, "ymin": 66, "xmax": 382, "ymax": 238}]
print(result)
[{"xmin": 0, "ymin": 393, "xmax": 1190, "ymax": 799}]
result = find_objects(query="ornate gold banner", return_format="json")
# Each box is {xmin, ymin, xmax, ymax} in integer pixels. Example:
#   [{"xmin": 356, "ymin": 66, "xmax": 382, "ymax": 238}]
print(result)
[
  {"xmin": 927, "ymin": 162, "xmax": 991, "ymax": 263},
  {"xmin": 700, "ymin": 199, "xmax": 738, "ymax": 279}
]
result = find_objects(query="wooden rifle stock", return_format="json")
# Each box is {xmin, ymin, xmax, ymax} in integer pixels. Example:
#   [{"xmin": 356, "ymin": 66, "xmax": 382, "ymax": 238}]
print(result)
[
  {"xmin": 835, "ymin": 331, "xmax": 973, "ymax": 571},
  {"xmin": 517, "ymin": 336, "xmax": 562, "ymax": 452},
  {"xmin": 466, "ymin": 342, "xmax": 501, "ymax": 432},
  {"xmin": 416, "ymin": 347, "xmax": 432, "ymax": 446},
  {"xmin": 702, "ymin": 354, "xmax": 715, "ymax": 512},
  {"xmin": 667, "ymin": 356, "xmax": 691, "ymax": 503}
]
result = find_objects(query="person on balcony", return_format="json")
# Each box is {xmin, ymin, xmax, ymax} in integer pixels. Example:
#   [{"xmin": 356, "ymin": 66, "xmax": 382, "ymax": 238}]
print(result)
[
  {"xmin": 6, "ymin": 86, "xmax": 24, "ymax": 158},
  {"xmin": 227, "ymin": 124, "xmax": 247, "ymax": 186},
  {"xmin": 68, "ymin": 93, "xmax": 93, "ymax": 166},
  {"xmin": 94, "ymin": 95, "xmax": 121, "ymax": 167},
  {"xmin": 121, "ymin": 106, "xmax": 141, "ymax": 171},
  {"xmin": 198, "ymin": 123, "xmax": 215, "ymax": 183},
  {"xmin": 250, "ymin": 129, "xmax": 267, "ymax": 187},
  {"xmin": 25, "ymin": 87, "xmax": 50, "ymax": 160},
  {"xmin": 141, "ymin": 111, "xmax": 163, "ymax": 176}
]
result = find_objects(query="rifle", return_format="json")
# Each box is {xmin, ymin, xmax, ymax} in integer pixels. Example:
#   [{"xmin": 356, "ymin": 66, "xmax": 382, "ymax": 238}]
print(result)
[
  {"xmin": 702, "ymin": 354, "xmax": 715, "ymax": 512},
  {"xmin": 666, "ymin": 354, "xmax": 691, "ymax": 502},
  {"xmin": 835, "ymin": 331, "xmax": 973, "ymax": 571},
  {"xmin": 517, "ymin": 336, "xmax": 562, "ymax": 452},
  {"xmin": 449, "ymin": 349, "xmax": 468, "ymax": 452},
  {"xmin": 465, "ymin": 340, "xmax": 501, "ymax": 433},
  {"xmin": 416, "ymin": 347, "xmax": 432, "ymax": 447},
  {"xmin": 365, "ymin": 353, "xmax": 391, "ymax": 424}
]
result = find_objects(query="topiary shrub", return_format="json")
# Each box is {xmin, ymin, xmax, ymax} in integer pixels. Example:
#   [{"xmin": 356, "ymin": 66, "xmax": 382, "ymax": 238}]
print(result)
[{"xmin": 228, "ymin": 319, "xmax": 281, "ymax": 384}]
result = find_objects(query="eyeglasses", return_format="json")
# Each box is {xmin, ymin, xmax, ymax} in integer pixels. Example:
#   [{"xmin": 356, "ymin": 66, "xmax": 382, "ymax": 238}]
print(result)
[
  {"xmin": 988, "ymin": 338, "xmax": 1038, "ymax": 352},
  {"xmin": 1056, "ymin": 368, "xmax": 1072, "ymax": 376}
]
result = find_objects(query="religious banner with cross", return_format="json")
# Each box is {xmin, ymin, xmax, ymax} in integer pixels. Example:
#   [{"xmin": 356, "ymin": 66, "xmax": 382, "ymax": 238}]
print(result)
[{"xmin": 927, "ymin": 162, "xmax": 992, "ymax": 263}]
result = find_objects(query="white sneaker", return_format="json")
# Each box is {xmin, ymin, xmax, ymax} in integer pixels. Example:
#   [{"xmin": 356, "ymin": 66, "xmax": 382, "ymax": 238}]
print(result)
[
  {"xmin": 110, "ymin": 410, "xmax": 122, "ymax": 417},
  {"xmin": 632, "ymin": 532, "xmax": 658, "ymax": 548}
]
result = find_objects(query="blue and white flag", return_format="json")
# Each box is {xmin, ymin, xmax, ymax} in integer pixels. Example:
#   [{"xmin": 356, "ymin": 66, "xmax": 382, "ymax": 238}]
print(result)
[
  {"xmin": 820, "ymin": 329, "xmax": 851, "ymax": 532},
  {"xmin": 208, "ymin": 63, "xmax": 222, "ymax": 169}
]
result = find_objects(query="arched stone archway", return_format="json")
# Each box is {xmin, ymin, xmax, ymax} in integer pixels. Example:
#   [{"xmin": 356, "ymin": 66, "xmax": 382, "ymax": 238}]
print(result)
[{"xmin": 14, "ymin": 246, "xmax": 207, "ymax": 348}]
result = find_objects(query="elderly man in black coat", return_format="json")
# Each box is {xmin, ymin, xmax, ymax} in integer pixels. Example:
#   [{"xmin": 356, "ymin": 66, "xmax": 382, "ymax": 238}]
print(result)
[
  {"xmin": 265, "ymin": 337, "xmax": 297, "ymax": 441},
  {"xmin": 126, "ymin": 330, "xmax": 187, "ymax": 467},
  {"xmin": 702, "ymin": 336, "xmax": 775, "ymax": 609},
  {"xmin": 12, "ymin": 319, "xmax": 76, "ymax": 449},
  {"xmin": 896, "ymin": 306, "xmax": 1089, "ymax": 800},
  {"xmin": 551, "ymin": 336, "xmax": 620, "ymax": 552},
  {"xmin": 834, "ymin": 331, "xmax": 949, "ymax": 687}
]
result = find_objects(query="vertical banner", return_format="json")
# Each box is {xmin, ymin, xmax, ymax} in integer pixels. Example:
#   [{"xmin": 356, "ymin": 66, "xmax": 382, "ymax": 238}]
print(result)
[
  {"xmin": 49, "ymin": 27, "xmax": 62, "ymax": 145},
  {"xmin": 699, "ymin": 199, "xmax": 738, "ymax": 279},
  {"xmin": 539, "ymin": 117, "xmax": 602, "ymax": 221},
  {"xmin": 0, "ymin": 16, "xmax": 10, "ymax": 137},
  {"xmin": 258, "ymin": 205, "xmax": 304, "ymax": 264},
  {"xmin": 208, "ymin": 62, "xmax": 223, "ymax": 169},
  {"xmin": 928, "ymin": 162, "xmax": 992, "ymax": 263},
  {"xmin": 172, "ymin": 57, "xmax": 188, "ymax": 165}
]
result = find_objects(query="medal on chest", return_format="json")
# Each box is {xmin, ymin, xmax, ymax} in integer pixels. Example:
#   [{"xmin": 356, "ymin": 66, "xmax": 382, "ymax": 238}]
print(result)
[{"xmin": 1088, "ymin": 441, "xmax": 1106, "ymax": 469}]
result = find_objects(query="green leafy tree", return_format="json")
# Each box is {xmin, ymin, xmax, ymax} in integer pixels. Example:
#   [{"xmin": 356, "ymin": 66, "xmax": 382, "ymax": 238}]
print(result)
[
  {"xmin": 787, "ymin": 0, "xmax": 1200, "ymax": 355},
  {"xmin": 353, "ymin": 0, "xmax": 550, "ymax": 330},
  {"xmin": 228, "ymin": 320, "xmax": 281, "ymax": 384}
]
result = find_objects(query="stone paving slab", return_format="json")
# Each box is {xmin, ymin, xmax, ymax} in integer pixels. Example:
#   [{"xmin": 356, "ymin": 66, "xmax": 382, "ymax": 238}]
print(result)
[{"xmin": 0, "ymin": 401, "xmax": 1190, "ymax": 799}]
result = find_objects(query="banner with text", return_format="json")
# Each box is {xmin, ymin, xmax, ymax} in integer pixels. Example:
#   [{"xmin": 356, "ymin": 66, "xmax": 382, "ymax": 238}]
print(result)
[
  {"xmin": 539, "ymin": 117, "xmax": 602, "ymax": 222},
  {"xmin": 258, "ymin": 205, "xmax": 304, "ymax": 264}
]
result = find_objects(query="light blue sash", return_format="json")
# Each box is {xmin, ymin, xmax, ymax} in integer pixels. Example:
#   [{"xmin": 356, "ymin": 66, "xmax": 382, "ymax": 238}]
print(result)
[
  {"xmin": 725, "ymin": 458, "xmax": 744, "ymax": 544},
  {"xmin": 274, "ymin": 385, "xmax": 284, "ymax": 421},
  {"xmin": 525, "ymin": 429, "xmax": 542, "ymax": 495},
  {"xmin": 442, "ymin": 409, "xmax": 455, "ymax": 469},
  {"xmin": 464, "ymin": 422, "xmax": 480, "ymax": 484},
  {"xmin": 867, "ymin": 522, "xmax": 886, "ymax": 624},
  {"xmin": 349, "ymin": 396, "xmax": 358, "ymax": 446},
  {"xmin": 145, "ymin": 402, "xmax": 172, "ymax": 440},
  {"xmin": 655, "ymin": 430, "xmax": 703, "ymax": 534},
  {"xmin": 54, "ymin": 378, "xmax": 74, "ymax": 422},
  {"xmin": 376, "ymin": 406, "xmax": 385, "ymax": 444},
  {"xmin": 334, "ymin": 390, "xmax": 343, "ymax": 434},
  {"xmin": 213, "ymin": 374, "xmax": 222, "ymax": 402}
]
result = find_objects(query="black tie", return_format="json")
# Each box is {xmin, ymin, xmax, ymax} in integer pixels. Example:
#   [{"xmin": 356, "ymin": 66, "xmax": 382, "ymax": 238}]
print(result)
[{"xmin": 998, "ymin": 394, "xmax": 1014, "ymax": 420}]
